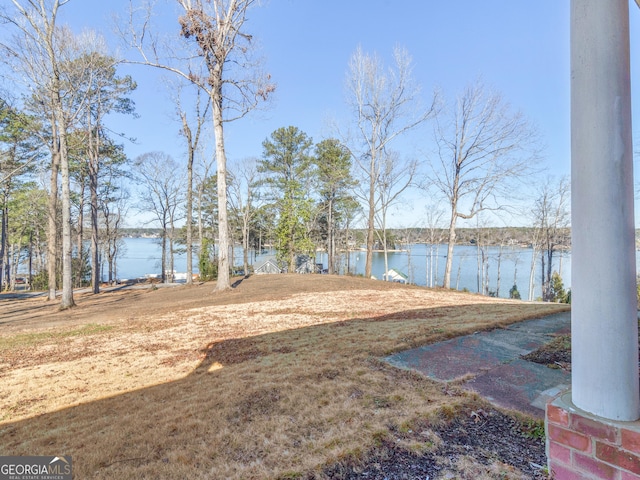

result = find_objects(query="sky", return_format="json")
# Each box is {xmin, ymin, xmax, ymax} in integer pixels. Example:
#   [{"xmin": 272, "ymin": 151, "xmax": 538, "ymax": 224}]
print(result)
[{"xmin": 9, "ymin": 1, "xmax": 640, "ymax": 227}]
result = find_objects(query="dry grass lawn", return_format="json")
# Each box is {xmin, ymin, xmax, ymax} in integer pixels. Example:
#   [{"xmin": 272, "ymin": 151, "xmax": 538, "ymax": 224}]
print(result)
[{"xmin": 0, "ymin": 275, "xmax": 568, "ymax": 479}]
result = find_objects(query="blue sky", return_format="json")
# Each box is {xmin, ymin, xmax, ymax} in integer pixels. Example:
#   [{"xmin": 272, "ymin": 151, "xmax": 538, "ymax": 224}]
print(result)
[{"xmin": 43, "ymin": 1, "xmax": 640, "ymax": 226}]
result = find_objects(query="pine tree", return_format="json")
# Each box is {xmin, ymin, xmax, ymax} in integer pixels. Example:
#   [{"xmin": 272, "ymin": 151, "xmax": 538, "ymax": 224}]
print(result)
[
  {"xmin": 549, "ymin": 271, "xmax": 567, "ymax": 303},
  {"xmin": 259, "ymin": 127, "xmax": 315, "ymax": 272},
  {"xmin": 314, "ymin": 139, "xmax": 356, "ymax": 274}
]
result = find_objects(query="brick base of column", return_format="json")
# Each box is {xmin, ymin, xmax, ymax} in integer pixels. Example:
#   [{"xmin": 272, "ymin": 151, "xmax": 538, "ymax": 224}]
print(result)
[{"xmin": 546, "ymin": 391, "xmax": 640, "ymax": 479}]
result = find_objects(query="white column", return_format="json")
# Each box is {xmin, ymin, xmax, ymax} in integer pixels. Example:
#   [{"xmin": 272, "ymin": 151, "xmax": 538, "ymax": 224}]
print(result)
[{"xmin": 571, "ymin": 0, "xmax": 639, "ymax": 421}]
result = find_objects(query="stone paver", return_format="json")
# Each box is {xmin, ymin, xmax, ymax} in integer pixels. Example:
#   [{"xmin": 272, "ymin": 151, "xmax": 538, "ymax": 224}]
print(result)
[{"xmin": 385, "ymin": 312, "xmax": 571, "ymax": 418}]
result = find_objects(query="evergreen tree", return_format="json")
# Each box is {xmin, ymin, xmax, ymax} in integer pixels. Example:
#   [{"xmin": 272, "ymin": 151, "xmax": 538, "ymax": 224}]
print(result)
[
  {"xmin": 314, "ymin": 139, "xmax": 356, "ymax": 274},
  {"xmin": 259, "ymin": 126, "xmax": 315, "ymax": 272},
  {"xmin": 0, "ymin": 100, "xmax": 40, "ymax": 290},
  {"xmin": 198, "ymin": 237, "xmax": 217, "ymax": 281},
  {"xmin": 549, "ymin": 271, "xmax": 567, "ymax": 303}
]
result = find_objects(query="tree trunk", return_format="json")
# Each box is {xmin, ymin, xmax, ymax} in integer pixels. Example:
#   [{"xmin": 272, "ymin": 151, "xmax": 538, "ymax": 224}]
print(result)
[
  {"xmin": 104, "ymin": 217, "xmax": 111, "ymax": 284},
  {"xmin": 186, "ymin": 161, "xmax": 193, "ymax": 284},
  {"xmin": 45, "ymin": 11, "xmax": 74, "ymax": 308},
  {"xmin": 426, "ymin": 244, "xmax": 432, "ymax": 287},
  {"xmin": 434, "ymin": 245, "xmax": 440, "ymax": 285},
  {"xmin": 546, "ymin": 247, "xmax": 554, "ymax": 300},
  {"xmin": 88, "ymin": 108, "xmax": 100, "ymax": 294},
  {"xmin": 540, "ymin": 249, "xmax": 546, "ymax": 301},
  {"xmin": 47, "ymin": 139, "xmax": 59, "ymax": 301},
  {"xmin": 382, "ymin": 222, "xmax": 389, "ymax": 281},
  {"xmin": 184, "ymin": 123, "xmax": 194, "ymax": 285},
  {"xmin": 108, "ymin": 248, "xmax": 113, "ymax": 284},
  {"xmin": 197, "ymin": 176, "xmax": 204, "ymax": 250},
  {"xmin": 28, "ymin": 231, "xmax": 33, "ymax": 288},
  {"xmin": 365, "ymin": 157, "xmax": 375, "ymax": 279},
  {"xmin": 327, "ymin": 197, "xmax": 334, "ymax": 275},
  {"xmin": 76, "ymin": 183, "xmax": 84, "ymax": 289},
  {"xmin": 8, "ymin": 243, "xmax": 15, "ymax": 290},
  {"xmin": 169, "ymin": 230, "xmax": 175, "ymax": 283},
  {"xmin": 90, "ymin": 162, "xmax": 99, "ymax": 293},
  {"xmin": 0, "ymin": 204, "xmax": 7, "ymax": 292},
  {"xmin": 242, "ymin": 222, "xmax": 249, "ymax": 275},
  {"xmin": 289, "ymin": 220, "xmax": 296, "ymax": 274},
  {"xmin": 483, "ymin": 252, "xmax": 489, "ymax": 295},
  {"xmin": 345, "ymin": 218, "xmax": 351, "ymax": 275},
  {"xmin": 212, "ymin": 94, "xmax": 230, "ymax": 290},
  {"xmin": 60, "ymin": 130, "xmax": 75, "ymax": 309},
  {"xmin": 242, "ymin": 193, "xmax": 250, "ymax": 275},
  {"xmin": 476, "ymin": 240, "xmax": 482, "ymax": 293},
  {"xmin": 112, "ymin": 240, "xmax": 118, "ymax": 282},
  {"xmin": 58, "ymin": 116, "xmax": 75, "ymax": 308},
  {"xmin": 161, "ymin": 231, "xmax": 167, "ymax": 283},
  {"xmin": 443, "ymin": 207, "xmax": 457, "ymax": 289},
  {"xmin": 406, "ymin": 241, "xmax": 412, "ymax": 284},
  {"xmin": 528, "ymin": 248, "xmax": 537, "ymax": 301},
  {"xmin": 496, "ymin": 245, "xmax": 503, "ymax": 297}
]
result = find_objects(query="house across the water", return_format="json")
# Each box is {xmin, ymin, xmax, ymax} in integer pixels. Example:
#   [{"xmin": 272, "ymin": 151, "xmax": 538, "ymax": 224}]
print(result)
[
  {"xmin": 254, "ymin": 259, "xmax": 282, "ymax": 275},
  {"xmin": 383, "ymin": 268, "xmax": 408, "ymax": 284}
]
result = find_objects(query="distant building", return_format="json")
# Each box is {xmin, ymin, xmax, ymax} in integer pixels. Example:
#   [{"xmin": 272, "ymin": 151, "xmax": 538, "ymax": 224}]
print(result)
[
  {"xmin": 383, "ymin": 268, "xmax": 408, "ymax": 284},
  {"xmin": 255, "ymin": 259, "xmax": 282, "ymax": 275},
  {"xmin": 295, "ymin": 255, "xmax": 317, "ymax": 274}
]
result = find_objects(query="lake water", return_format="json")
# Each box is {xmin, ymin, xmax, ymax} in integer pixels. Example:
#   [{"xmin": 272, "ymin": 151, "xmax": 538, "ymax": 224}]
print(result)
[
  {"xmin": 114, "ymin": 237, "xmax": 589, "ymax": 299},
  {"xmin": 316, "ymin": 244, "xmax": 571, "ymax": 300}
]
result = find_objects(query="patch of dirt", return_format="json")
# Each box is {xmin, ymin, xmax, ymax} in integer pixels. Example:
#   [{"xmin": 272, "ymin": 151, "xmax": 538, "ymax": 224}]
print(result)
[
  {"xmin": 522, "ymin": 335, "xmax": 572, "ymax": 369},
  {"xmin": 523, "ymin": 327, "xmax": 640, "ymax": 371},
  {"xmin": 320, "ymin": 406, "xmax": 547, "ymax": 479}
]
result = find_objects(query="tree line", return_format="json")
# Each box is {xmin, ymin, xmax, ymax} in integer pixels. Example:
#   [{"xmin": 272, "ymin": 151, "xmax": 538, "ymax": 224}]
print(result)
[{"xmin": 0, "ymin": 0, "xmax": 571, "ymax": 306}]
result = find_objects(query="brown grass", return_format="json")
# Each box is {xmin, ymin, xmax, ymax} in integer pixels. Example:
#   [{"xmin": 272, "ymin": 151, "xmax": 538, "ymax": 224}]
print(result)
[{"xmin": 0, "ymin": 275, "xmax": 568, "ymax": 479}]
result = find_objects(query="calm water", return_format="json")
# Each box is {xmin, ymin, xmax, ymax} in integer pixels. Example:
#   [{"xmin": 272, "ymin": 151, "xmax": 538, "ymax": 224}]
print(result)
[
  {"xmin": 114, "ymin": 237, "xmax": 590, "ymax": 299},
  {"xmin": 316, "ymin": 244, "xmax": 571, "ymax": 300}
]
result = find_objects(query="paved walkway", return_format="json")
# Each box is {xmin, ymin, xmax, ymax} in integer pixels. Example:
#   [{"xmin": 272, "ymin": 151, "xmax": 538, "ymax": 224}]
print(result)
[{"xmin": 385, "ymin": 312, "xmax": 572, "ymax": 418}]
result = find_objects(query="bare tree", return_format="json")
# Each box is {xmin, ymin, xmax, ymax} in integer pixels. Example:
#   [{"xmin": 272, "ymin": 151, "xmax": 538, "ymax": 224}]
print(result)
[
  {"xmin": 431, "ymin": 82, "xmax": 539, "ymax": 289},
  {"xmin": 228, "ymin": 157, "xmax": 262, "ymax": 276},
  {"xmin": 338, "ymin": 197, "xmax": 361, "ymax": 275},
  {"xmin": 122, "ymin": 0, "xmax": 274, "ymax": 290},
  {"xmin": 72, "ymin": 45, "xmax": 136, "ymax": 293},
  {"xmin": 374, "ymin": 151, "xmax": 417, "ymax": 279},
  {"xmin": 473, "ymin": 214, "xmax": 493, "ymax": 296},
  {"xmin": 134, "ymin": 152, "xmax": 184, "ymax": 283},
  {"xmin": 345, "ymin": 45, "xmax": 438, "ymax": 279},
  {"xmin": 493, "ymin": 228, "xmax": 514, "ymax": 298},
  {"xmin": 532, "ymin": 175, "xmax": 570, "ymax": 301},
  {"xmin": 175, "ymin": 84, "xmax": 209, "ymax": 285},
  {"xmin": 99, "ymin": 175, "xmax": 129, "ymax": 285},
  {"xmin": 422, "ymin": 205, "xmax": 445, "ymax": 287},
  {"xmin": 527, "ymin": 226, "xmax": 542, "ymax": 301}
]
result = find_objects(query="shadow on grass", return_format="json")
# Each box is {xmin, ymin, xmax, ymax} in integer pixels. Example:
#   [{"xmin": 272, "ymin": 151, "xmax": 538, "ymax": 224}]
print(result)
[
  {"xmin": 231, "ymin": 276, "xmax": 248, "ymax": 289},
  {"xmin": 0, "ymin": 301, "xmax": 566, "ymax": 479}
]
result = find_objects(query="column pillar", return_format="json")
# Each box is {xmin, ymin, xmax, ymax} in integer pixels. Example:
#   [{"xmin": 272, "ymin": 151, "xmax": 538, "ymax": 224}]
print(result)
[{"xmin": 571, "ymin": 0, "xmax": 639, "ymax": 421}]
